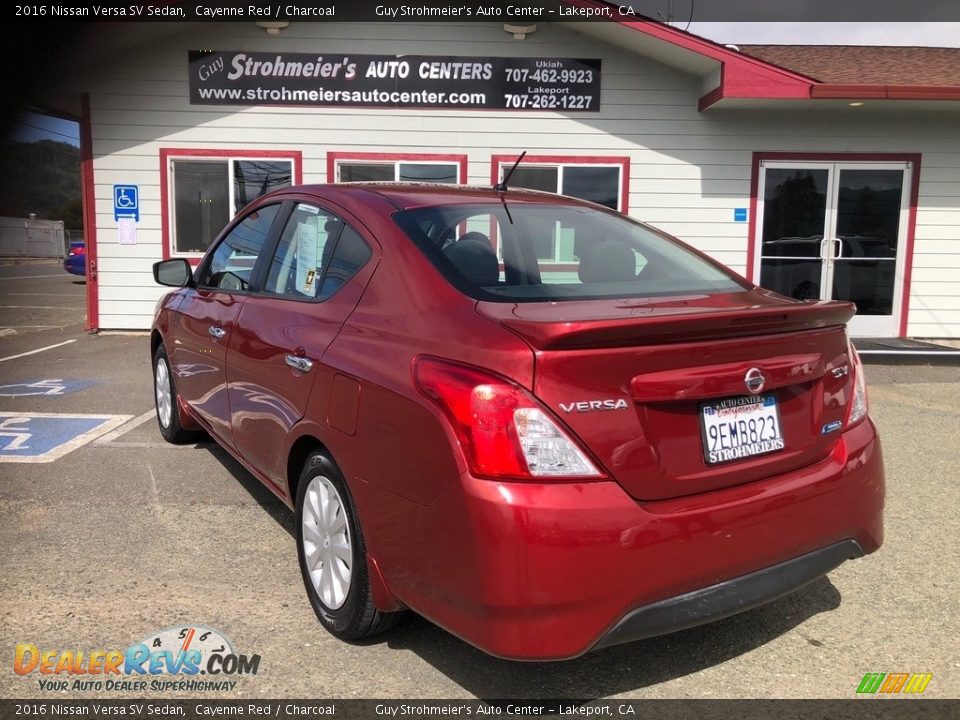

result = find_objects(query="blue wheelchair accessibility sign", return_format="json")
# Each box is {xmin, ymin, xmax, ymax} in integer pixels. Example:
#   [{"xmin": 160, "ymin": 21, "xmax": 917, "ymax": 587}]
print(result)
[{"xmin": 114, "ymin": 185, "xmax": 140, "ymax": 221}]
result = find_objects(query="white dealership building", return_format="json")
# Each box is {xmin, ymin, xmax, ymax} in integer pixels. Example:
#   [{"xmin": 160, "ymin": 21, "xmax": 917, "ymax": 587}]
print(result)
[{"xmin": 39, "ymin": 13, "xmax": 960, "ymax": 337}]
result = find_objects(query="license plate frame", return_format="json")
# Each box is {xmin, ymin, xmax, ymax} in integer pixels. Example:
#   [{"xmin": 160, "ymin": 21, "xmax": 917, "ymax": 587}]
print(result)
[{"xmin": 699, "ymin": 394, "xmax": 785, "ymax": 465}]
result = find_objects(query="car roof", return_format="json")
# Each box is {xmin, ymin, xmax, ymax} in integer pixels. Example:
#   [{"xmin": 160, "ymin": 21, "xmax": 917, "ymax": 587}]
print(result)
[{"xmin": 262, "ymin": 182, "xmax": 593, "ymax": 211}]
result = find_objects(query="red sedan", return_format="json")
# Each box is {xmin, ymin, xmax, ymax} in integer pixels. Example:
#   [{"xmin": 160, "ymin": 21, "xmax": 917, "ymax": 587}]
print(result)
[{"xmin": 151, "ymin": 183, "xmax": 884, "ymax": 660}]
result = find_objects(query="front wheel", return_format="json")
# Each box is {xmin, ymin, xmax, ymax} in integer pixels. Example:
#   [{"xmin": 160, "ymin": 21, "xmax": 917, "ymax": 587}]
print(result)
[
  {"xmin": 153, "ymin": 344, "xmax": 201, "ymax": 444},
  {"xmin": 295, "ymin": 451, "xmax": 402, "ymax": 641}
]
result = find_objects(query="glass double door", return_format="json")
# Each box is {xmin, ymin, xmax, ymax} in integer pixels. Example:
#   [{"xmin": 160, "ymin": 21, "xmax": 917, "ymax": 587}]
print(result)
[{"xmin": 756, "ymin": 161, "xmax": 911, "ymax": 337}]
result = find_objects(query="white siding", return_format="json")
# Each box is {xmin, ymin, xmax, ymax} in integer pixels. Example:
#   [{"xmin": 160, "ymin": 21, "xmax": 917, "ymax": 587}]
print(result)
[{"xmin": 74, "ymin": 22, "xmax": 960, "ymax": 335}]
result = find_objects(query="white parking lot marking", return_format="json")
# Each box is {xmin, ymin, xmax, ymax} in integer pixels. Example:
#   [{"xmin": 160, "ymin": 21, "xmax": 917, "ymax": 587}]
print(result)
[
  {"xmin": 93, "ymin": 409, "xmax": 154, "ymax": 445},
  {"xmin": 0, "ymin": 340, "xmax": 77, "ymax": 363},
  {"xmin": 92, "ymin": 409, "xmax": 201, "ymax": 449},
  {"xmin": 0, "ymin": 412, "xmax": 133, "ymax": 463}
]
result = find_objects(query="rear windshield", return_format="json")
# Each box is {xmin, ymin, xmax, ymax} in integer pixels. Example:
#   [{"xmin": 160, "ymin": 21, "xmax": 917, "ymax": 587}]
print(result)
[{"xmin": 393, "ymin": 203, "xmax": 746, "ymax": 302}]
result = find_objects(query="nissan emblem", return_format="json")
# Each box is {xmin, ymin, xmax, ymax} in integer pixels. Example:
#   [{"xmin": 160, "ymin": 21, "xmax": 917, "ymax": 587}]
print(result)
[{"xmin": 744, "ymin": 367, "xmax": 766, "ymax": 394}]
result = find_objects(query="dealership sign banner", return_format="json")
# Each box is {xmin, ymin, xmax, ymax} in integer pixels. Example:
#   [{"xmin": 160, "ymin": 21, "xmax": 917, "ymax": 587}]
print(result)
[{"xmin": 189, "ymin": 51, "xmax": 601, "ymax": 111}]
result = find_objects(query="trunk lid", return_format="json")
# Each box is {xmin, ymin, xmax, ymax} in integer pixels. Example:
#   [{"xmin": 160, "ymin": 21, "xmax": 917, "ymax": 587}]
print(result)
[{"xmin": 478, "ymin": 290, "xmax": 856, "ymax": 500}]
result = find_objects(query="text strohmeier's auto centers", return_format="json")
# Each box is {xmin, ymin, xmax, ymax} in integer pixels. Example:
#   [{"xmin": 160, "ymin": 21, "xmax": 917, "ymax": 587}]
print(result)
[{"xmin": 188, "ymin": 51, "xmax": 602, "ymax": 110}]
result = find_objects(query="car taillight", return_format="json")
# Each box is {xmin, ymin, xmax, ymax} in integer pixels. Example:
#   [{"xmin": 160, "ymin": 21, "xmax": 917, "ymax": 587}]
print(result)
[
  {"xmin": 845, "ymin": 343, "xmax": 868, "ymax": 428},
  {"xmin": 69, "ymin": 246, "xmax": 84, "ymax": 256},
  {"xmin": 413, "ymin": 356, "xmax": 604, "ymax": 480}
]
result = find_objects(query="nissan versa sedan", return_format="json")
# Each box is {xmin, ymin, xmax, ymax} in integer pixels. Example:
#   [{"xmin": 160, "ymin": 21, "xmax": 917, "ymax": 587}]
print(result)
[{"xmin": 151, "ymin": 183, "xmax": 884, "ymax": 660}]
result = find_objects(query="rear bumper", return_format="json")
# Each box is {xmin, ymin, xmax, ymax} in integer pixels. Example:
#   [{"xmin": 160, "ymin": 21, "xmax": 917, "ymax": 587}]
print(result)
[
  {"xmin": 388, "ymin": 417, "xmax": 884, "ymax": 661},
  {"xmin": 593, "ymin": 539, "xmax": 863, "ymax": 651},
  {"xmin": 63, "ymin": 257, "xmax": 85, "ymax": 276}
]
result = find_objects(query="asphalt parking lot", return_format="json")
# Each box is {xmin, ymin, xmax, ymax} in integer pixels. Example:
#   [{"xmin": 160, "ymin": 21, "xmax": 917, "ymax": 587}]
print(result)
[{"xmin": 0, "ymin": 259, "xmax": 957, "ymax": 701}]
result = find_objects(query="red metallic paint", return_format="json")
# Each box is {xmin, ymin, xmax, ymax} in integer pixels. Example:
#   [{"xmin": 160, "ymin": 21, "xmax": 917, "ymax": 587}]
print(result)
[
  {"xmin": 153, "ymin": 184, "xmax": 885, "ymax": 660},
  {"xmin": 390, "ymin": 417, "xmax": 883, "ymax": 660},
  {"xmin": 172, "ymin": 290, "xmax": 243, "ymax": 449},
  {"xmin": 529, "ymin": 325, "xmax": 853, "ymax": 501},
  {"xmin": 227, "ymin": 196, "xmax": 382, "ymax": 490}
]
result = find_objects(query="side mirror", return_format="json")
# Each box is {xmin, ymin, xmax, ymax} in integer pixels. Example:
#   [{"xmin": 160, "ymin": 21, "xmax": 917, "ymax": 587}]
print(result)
[{"xmin": 153, "ymin": 258, "xmax": 193, "ymax": 287}]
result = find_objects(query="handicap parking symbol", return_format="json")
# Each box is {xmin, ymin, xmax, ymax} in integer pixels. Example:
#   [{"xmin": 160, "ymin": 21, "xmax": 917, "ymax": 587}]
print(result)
[
  {"xmin": 114, "ymin": 184, "xmax": 140, "ymax": 221},
  {"xmin": 0, "ymin": 379, "xmax": 95, "ymax": 397},
  {"xmin": 0, "ymin": 413, "xmax": 132, "ymax": 463}
]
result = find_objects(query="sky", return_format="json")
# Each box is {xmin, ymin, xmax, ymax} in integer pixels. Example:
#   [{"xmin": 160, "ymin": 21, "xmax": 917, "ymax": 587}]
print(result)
[
  {"xmin": 683, "ymin": 21, "xmax": 960, "ymax": 47},
  {"xmin": 6, "ymin": 20, "xmax": 959, "ymax": 146},
  {"xmin": 9, "ymin": 112, "xmax": 80, "ymax": 147}
]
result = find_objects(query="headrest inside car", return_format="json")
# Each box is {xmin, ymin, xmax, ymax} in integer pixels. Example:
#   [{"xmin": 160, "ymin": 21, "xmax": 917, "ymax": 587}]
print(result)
[
  {"xmin": 578, "ymin": 241, "xmax": 637, "ymax": 283},
  {"xmin": 444, "ymin": 232, "xmax": 499, "ymax": 287}
]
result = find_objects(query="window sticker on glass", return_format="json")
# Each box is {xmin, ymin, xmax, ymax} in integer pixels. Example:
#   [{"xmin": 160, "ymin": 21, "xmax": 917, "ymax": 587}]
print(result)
[{"xmin": 295, "ymin": 218, "xmax": 320, "ymax": 295}]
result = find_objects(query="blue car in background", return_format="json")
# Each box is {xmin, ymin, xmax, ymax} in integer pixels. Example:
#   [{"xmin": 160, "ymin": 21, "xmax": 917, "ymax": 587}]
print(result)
[{"xmin": 63, "ymin": 241, "xmax": 86, "ymax": 276}]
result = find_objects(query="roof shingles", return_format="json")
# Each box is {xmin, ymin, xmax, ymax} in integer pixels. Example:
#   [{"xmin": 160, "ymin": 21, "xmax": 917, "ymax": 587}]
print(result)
[{"xmin": 737, "ymin": 45, "xmax": 960, "ymax": 86}]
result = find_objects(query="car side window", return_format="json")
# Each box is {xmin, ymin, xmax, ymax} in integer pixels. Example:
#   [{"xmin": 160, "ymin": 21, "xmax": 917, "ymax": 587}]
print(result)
[
  {"xmin": 264, "ymin": 203, "xmax": 372, "ymax": 301},
  {"xmin": 198, "ymin": 204, "xmax": 280, "ymax": 291}
]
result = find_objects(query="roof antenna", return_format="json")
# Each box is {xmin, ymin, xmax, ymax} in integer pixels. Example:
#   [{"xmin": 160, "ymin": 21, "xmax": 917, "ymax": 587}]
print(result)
[{"xmin": 494, "ymin": 151, "xmax": 526, "ymax": 193}]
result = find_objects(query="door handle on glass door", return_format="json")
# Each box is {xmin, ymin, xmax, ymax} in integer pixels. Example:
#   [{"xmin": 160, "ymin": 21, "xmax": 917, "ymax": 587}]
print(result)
[
  {"xmin": 208, "ymin": 326, "xmax": 226, "ymax": 339},
  {"xmin": 833, "ymin": 238, "xmax": 844, "ymax": 259},
  {"xmin": 285, "ymin": 355, "xmax": 314, "ymax": 373}
]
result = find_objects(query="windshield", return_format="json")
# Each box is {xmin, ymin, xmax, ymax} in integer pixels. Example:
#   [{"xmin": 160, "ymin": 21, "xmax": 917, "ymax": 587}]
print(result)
[{"xmin": 393, "ymin": 203, "xmax": 746, "ymax": 302}]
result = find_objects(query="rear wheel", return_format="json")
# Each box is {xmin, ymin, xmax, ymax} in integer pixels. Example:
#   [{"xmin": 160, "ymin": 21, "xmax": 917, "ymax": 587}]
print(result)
[
  {"xmin": 153, "ymin": 344, "xmax": 200, "ymax": 444},
  {"xmin": 295, "ymin": 451, "xmax": 402, "ymax": 640}
]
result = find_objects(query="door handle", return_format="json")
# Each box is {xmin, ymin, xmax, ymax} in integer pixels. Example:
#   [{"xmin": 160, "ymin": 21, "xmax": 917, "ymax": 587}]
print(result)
[
  {"xmin": 285, "ymin": 355, "xmax": 314, "ymax": 373},
  {"xmin": 833, "ymin": 238, "xmax": 844, "ymax": 259},
  {"xmin": 208, "ymin": 326, "xmax": 226, "ymax": 339}
]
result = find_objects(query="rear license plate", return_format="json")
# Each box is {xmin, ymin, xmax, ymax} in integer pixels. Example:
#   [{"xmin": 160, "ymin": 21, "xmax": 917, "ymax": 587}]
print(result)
[{"xmin": 699, "ymin": 394, "xmax": 785, "ymax": 465}]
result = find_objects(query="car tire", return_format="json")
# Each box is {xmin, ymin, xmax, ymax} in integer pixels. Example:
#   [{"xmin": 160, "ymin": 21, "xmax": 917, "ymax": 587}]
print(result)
[
  {"xmin": 295, "ymin": 451, "xmax": 402, "ymax": 641},
  {"xmin": 153, "ymin": 344, "xmax": 201, "ymax": 444}
]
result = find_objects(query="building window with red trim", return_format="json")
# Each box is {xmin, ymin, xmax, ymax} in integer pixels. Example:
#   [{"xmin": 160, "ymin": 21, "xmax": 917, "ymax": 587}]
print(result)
[
  {"xmin": 334, "ymin": 159, "xmax": 460, "ymax": 184},
  {"xmin": 328, "ymin": 152, "xmax": 467, "ymax": 186},
  {"xmin": 491, "ymin": 156, "xmax": 630, "ymax": 267},
  {"xmin": 169, "ymin": 157, "xmax": 293, "ymax": 254},
  {"xmin": 513, "ymin": 165, "xmax": 620, "ymax": 210},
  {"xmin": 492, "ymin": 157, "xmax": 629, "ymax": 213}
]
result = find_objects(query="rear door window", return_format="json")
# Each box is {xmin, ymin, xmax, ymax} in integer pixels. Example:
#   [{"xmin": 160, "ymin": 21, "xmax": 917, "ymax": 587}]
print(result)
[{"xmin": 263, "ymin": 202, "xmax": 372, "ymax": 301}]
